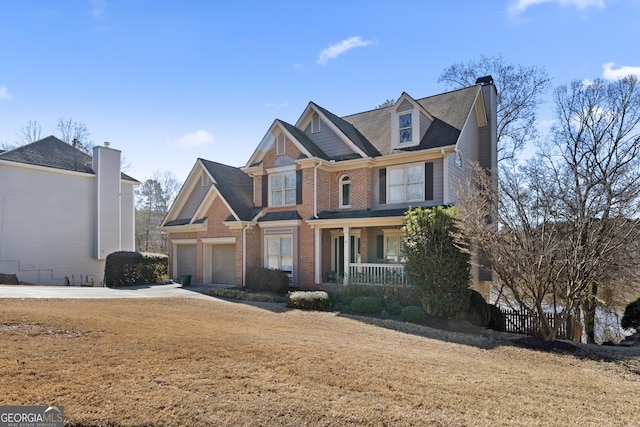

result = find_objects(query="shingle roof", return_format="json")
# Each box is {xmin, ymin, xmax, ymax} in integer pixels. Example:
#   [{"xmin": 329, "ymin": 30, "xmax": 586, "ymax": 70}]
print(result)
[
  {"xmin": 199, "ymin": 158, "xmax": 258, "ymax": 221},
  {"xmin": 258, "ymin": 211, "xmax": 302, "ymax": 222},
  {"xmin": 311, "ymin": 103, "xmax": 381, "ymax": 158},
  {"xmin": 0, "ymin": 135, "xmax": 139, "ymax": 182},
  {"xmin": 279, "ymin": 120, "xmax": 329, "ymax": 160},
  {"xmin": 315, "ymin": 208, "xmax": 408, "ymax": 220},
  {"xmin": 342, "ymin": 85, "xmax": 480, "ymax": 155}
]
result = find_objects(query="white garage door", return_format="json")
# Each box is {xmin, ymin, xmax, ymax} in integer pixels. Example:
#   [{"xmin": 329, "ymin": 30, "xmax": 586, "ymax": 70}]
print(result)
[
  {"xmin": 210, "ymin": 244, "xmax": 236, "ymax": 285},
  {"xmin": 176, "ymin": 244, "xmax": 197, "ymax": 282}
]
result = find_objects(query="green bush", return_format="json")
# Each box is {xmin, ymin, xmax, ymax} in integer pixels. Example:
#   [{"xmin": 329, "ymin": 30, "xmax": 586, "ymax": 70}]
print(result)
[
  {"xmin": 401, "ymin": 305, "xmax": 426, "ymax": 323},
  {"xmin": 402, "ymin": 207, "xmax": 471, "ymax": 319},
  {"xmin": 384, "ymin": 301, "xmax": 403, "ymax": 317},
  {"xmin": 621, "ymin": 297, "xmax": 640, "ymax": 332},
  {"xmin": 245, "ymin": 267, "xmax": 289, "ymax": 294},
  {"xmin": 486, "ymin": 304, "xmax": 506, "ymax": 332},
  {"xmin": 350, "ymin": 296, "xmax": 382, "ymax": 315},
  {"xmin": 340, "ymin": 284, "xmax": 420, "ymax": 306},
  {"xmin": 205, "ymin": 287, "xmax": 287, "ymax": 303},
  {"xmin": 104, "ymin": 251, "xmax": 167, "ymax": 287},
  {"xmin": 287, "ymin": 291, "xmax": 331, "ymax": 311},
  {"xmin": 464, "ymin": 290, "xmax": 490, "ymax": 326}
]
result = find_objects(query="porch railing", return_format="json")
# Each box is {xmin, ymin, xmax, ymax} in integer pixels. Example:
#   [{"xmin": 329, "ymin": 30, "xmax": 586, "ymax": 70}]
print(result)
[{"xmin": 348, "ymin": 263, "xmax": 407, "ymax": 286}]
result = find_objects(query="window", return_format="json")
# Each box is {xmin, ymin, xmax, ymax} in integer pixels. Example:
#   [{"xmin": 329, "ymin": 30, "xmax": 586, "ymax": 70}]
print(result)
[
  {"xmin": 383, "ymin": 231, "xmax": 404, "ymax": 263},
  {"xmin": 276, "ymin": 133, "xmax": 285, "ymax": 155},
  {"xmin": 266, "ymin": 235, "xmax": 293, "ymax": 278},
  {"xmin": 201, "ymin": 173, "xmax": 210, "ymax": 186},
  {"xmin": 399, "ymin": 113, "xmax": 412, "ymax": 143},
  {"xmin": 270, "ymin": 171, "xmax": 296, "ymax": 206},
  {"xmin": 311, "ymin": 113, "xmax": 321, "ymax": 133},
  {"xmin": 339, "ymin": 175, "xmax": 352, "ymax": 208},
  {"xmin": 454, "ymin": 151, "xmax": 462, "ymax": 168},
  {"xmin": 387, "ymin": 163, "xmax": 424, "ymax": 203}
]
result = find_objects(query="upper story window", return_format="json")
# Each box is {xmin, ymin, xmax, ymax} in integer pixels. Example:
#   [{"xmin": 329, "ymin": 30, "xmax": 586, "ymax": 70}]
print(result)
[
  {"xmin": 270, "ymin": 171, "xmax": 296, "ymax": 206},
  {"xmin": 387, "ymin": 163, "xmax": 424, "ymax": 203},
  {"xmin": 276, "ymin": 133, "xmax": 286, "ymax": 155},
  {"xmin": 201, "ymin": 173, "xmax": 211, "ymax": 186},
  {"xmin": 339, "ymin": 175, "xmax": 352, "ymax": 208},
  {"xmin": 311, "ymin": 113, "xmax": 321, "ymax": 133},
  {"xmin": 399, "ymin": 113, "xmax": 413, "ymax": 143}
]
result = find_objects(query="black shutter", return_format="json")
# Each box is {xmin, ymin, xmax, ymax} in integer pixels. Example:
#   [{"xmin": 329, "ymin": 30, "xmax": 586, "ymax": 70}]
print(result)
[
  {"xmin": 376, "ymin": 235, "xmax": 384, "ymax": 261},
  {"xmin": 296, "ymin": 170, "xmax": 302, "ymax": 205},
  {"xmin": 379, "ymin": 168, "xmax": 386, "ymax": 204},
  {"xmin": 425, "ymin": 162, "xmax": 434, "ymax": 201},
  {"xmin": 262, "ymin": 175, "xmax": 268, "ymax": 207}
]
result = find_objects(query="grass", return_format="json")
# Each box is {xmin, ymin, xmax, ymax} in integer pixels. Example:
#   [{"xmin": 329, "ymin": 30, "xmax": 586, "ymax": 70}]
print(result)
[{"xmin": 1, "ymin": 297, "xmax": 639, "ymax": 426}]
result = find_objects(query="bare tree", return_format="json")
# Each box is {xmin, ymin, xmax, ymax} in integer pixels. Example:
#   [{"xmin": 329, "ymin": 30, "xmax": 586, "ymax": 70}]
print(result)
[
  {"xmin": 16, "ymin": 120, "xmax": 42, "ymax": 145},
  {"xmin": 456, "ymin": 76, "xmax": 640, "ymax": 342},
  {"xmin": 56, "ymin": 118, "xmax": 92, "ymax": 153},
  {"xmin": 439, "ymin": 55, "xmax": 551, "ymax": 163},
  {"xmin": 135, "ymin": 171, "xmax": 182, "ymax": 254}
]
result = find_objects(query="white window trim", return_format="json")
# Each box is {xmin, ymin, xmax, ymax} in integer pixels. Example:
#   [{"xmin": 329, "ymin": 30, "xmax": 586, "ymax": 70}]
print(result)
[
  {"xmin": 269, "ymin": 169, "xmax": 296, "ymax": 207},
  {"xmin": 276, "ymin": 133, "xmax": 286, "ymax": 155},
  {"xmin": 311, "ymin": 113, "xmax": 321, "ymax": 133},
  {"xmin": 391, "ymin": 107, "xmax": 420, "ymax": 148},
  {"xmin": 382, "ymin": 229, "xmax": 404, "ymax": 264},
  {"xmin": 386, "ymin": 162, "xmax": 425, "ymax": 204},
  {"xmin": 264, "ymin": 234, "xmax": 294, "ymax": 280},
  {"xmin": 339, "ymin": 174, "xmax": 352, "ymax": 208}
]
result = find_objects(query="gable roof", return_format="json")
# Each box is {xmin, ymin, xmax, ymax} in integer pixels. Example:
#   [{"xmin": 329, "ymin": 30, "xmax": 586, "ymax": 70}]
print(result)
[
  {"xmin": 310, "ymin": 103, "xmax": 381, "ymax": 158},
  {"xmin": 342, "ymin": 85, "xmax": 481, "ymax": 155},
  {"xmin": 199, "ymin": 159, "xmax": 259, "ymax": 221},
  {"xmin": 278, "ymin": 120, "xmax": 329, "ymax": 160},
  {"xmin": 0, "ymin": 135, "xmax": 138, "ymax": 182}
]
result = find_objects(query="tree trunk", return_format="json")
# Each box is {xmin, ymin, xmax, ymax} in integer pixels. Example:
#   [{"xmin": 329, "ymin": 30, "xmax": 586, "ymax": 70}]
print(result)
[{"xmin": 583, "ymin": 283, "xmax": 597, "ymax": 344}]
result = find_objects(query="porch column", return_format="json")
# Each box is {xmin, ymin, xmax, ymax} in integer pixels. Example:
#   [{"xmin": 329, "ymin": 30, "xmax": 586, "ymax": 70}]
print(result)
[
  {"xmin": 343, "ymin": 226, "xmax": 350, "ymax": 285},
  {"xmin": 314, "ymin": 226, "xmax": 321, "ymax": 284}
]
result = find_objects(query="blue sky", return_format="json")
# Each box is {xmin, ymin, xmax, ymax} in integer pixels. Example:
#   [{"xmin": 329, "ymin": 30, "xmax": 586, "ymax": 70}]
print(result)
[{"xmin": 1, "ymin": 0, "xmax": 639, "ymax": 183}]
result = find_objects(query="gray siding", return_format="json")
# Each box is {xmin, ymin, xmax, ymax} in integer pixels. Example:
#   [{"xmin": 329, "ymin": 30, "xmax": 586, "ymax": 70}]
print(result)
[
  {"xmin": 397, "ymin": 99, "xmax": 413, "ymax": 112},
  {"xmin": 178, "ymin": 176, "xmax": 210, "ymax": 220},
  {"xmin": 419, "ymin": 111, "xmax": 432, "ymax": 142},
  {"xmin": 304, "ymin": 120, "xmax": 354, "ymax": 158}
]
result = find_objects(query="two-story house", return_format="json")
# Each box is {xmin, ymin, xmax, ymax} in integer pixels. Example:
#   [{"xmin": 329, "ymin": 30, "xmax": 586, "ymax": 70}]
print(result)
[
  {"xmin": 0, "ymin": 136, "xmax": 138, "ymax": 286},
  {"xmin": 161, "ymin": 76, "xmax": 497, "ymax": 297}
]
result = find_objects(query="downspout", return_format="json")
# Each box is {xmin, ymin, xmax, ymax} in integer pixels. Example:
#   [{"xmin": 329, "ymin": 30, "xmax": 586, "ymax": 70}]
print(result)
[
  {"xmin": 242, "ymin": 223, "xmax": 251, "ymax": 288},
  {"xmin": 313, "ymin": 161, "xmax": 321, "ymax": 218}
]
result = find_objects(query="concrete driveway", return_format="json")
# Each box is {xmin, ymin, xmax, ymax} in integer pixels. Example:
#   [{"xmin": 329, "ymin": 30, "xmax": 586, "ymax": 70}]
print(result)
[{"xmin": 0, "ymin": 283, "xmax": 220, "ymax": 300}]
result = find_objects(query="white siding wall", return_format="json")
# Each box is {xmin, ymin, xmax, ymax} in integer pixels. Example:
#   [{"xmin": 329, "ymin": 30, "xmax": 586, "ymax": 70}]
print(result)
[
  {"xmin": 0, "ymin": 162, "xmax": 104, "ymax": 285},
  {"xmin": 94, "ymin": 146, "xmax": 121, "ymax": 259},
  {"xmin": 120, "ymin": 182, "xmax": 136, "ymax": 251}
]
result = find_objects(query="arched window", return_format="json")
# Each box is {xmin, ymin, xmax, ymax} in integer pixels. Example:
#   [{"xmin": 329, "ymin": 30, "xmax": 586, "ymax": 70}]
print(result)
[{"xmin": 340, "ymin": 175, "xmax": 352, "ymax": 208}]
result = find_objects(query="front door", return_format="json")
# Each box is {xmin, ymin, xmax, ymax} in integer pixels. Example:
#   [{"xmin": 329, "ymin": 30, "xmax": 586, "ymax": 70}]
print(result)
[{"xmin": 331, "ymin": 234, "xmax": 361, "ymax": 276}]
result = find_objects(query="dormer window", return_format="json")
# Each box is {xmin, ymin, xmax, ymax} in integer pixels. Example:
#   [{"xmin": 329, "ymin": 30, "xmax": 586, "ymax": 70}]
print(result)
[
  {"xmin": 399, "ymin": 113, "xmax": 413, "ymax": 143},
  {"xmin": 339, "ymin": 175, "xmax": 352, "ymax": 208},
  {"xmin": 276, "ymin": 133, "xmax": 285, "ymax": 155}
]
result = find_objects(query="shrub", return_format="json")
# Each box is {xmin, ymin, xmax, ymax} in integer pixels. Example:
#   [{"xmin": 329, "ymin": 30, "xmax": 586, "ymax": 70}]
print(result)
[
  {"xmin": 402, "ymin": 207, "xmax": 471, "ymax": 318},
  {"xmin": 621, "ymin": 297, "xmax": 640, "ymax": 332},
  {"xmin": 245, "ymin": 267, "xmax": 289, "ymax": 294},
  {"xmin": 205, "ymin": 287, "xmax": 287, "ymax": 303},
  {"xmin": 350, "ymin": 296, "xmax": 382, "ymax": 315},
  {"xmin": 384, "ymin": 301, "xmax": 403, "ymax": 317},
  {"xmin": 464, "ymin": 290, "xmax": 490, "ymax": 326},
  {"xmin": 287, "ymin": 291, "xmax": 331, "ymax": 311},
  {"xmin": 104, "ymin": 251, "xmax": 167, "ymax": 287},
  {"xmin": 486, "ymin": 304, "xmax": 506, "ymax": 332},
  {"xmin": 401, "ymin": 305, "xmax": 426, "ymax": 323}
]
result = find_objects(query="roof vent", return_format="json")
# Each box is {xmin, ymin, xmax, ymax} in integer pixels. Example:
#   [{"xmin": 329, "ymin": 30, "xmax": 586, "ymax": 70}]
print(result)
[
  {"xmin": 104, "ymin": 141, "xmax": 110, "ymax": 147},
  {"xmin": 475, "ymin": 75, "xmax": 494, "ymax": 86}
]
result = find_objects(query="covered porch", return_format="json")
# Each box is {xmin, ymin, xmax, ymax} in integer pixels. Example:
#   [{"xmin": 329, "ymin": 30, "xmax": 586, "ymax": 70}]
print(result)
[{"xmin": 308, "ymin": 211, "xmax": 408, "ymax": 287}]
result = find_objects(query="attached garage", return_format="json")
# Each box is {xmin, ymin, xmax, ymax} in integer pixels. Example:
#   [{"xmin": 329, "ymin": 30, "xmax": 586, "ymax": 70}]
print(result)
[
  {"xmin": 203, "ymin": 239, "xmax": 237, "ymax": 285},
  {"xmin": 174, "ymin": 241, "xmax": 197, "ymax": 283}
]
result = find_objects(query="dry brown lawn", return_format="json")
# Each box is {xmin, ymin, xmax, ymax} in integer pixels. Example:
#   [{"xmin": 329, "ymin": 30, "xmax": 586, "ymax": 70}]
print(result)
[{"xmin": 1, "ymin": 297, "xmax": 639, "ymax": 426}]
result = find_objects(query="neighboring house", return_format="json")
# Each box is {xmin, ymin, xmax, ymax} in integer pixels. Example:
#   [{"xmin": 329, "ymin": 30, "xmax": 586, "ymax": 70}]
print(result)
[
  {"xmin": 0, "ymin": 136, "xmax": 138, "ymax": 285},
  {"xmin": 161, "ymin": 77, "xmax": 497, "ymax": 297}
]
